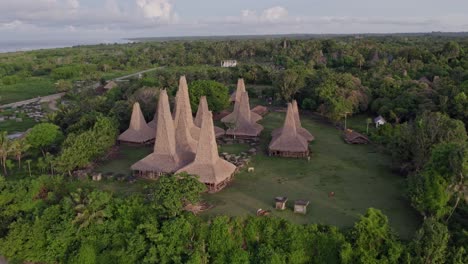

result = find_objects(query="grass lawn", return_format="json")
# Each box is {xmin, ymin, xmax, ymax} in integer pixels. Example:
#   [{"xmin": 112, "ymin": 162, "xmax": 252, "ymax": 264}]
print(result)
[
  {"xmin": 0, "ymin": 109, "xmax": 37, "ymax": 132},
  {"xmin": 0, "ymin": 77, "xmax": 57, "ymax": 105},
  {"xmin": 94, "ymin": 144, "xmax": 153, "ymax": 176},
  {"xmin": 93, "ymin": 112, "xmax": 420, "ymax": 238},
  {"xmin": 201, "ymin": 112, "xmax": 420, "ymax": 239}
]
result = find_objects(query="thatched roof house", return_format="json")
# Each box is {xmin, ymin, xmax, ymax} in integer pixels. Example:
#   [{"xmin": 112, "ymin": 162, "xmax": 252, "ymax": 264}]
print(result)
[
  {"xmin": 343, "ymin": 129, "xmax": 370, "ymax": 144},
  {"xmin": 230, "ymin": 78, "xmax": 246, "ymax": 102},
  {"xmin": 223, "ymin": 80, "xmax": 262, "ymax": 124},
  {"xmin": 118, "ymin": 102, "xmax": 155, "ymax": 144},
  {"xmin": 104, "ymin": 81, "xmax": 118, "ymax": 90},
  {"xmin": 131, "ymin": 90, "xmax": 186, "ymax": 177},
  {"xmin": 269, "ymin": 103, "xmax": 309, "ymax": 158},
  {"xmin": 194, "ymin": 96, "xmax": 225, "ymax": 138},
  {"xmin": 225, "ymin": 92, "xmax": 264, "ymax": 138},
  {"xmin": 173, "ymin": 76, "xmax": 200, "ymax": 140},
  {"xmin": 272, "ymin": 100, "xmax": 314, "ymax": 142},
  {"xmin": 177, "ymin": 111, "xmax": 236, "ymax": 193}
]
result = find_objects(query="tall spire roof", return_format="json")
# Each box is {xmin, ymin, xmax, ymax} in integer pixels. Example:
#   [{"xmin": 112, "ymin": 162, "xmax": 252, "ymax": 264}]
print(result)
[
  {"xmin": 131, "ymin": 90, "xmax": 184, "ymax": 173},
  {"xmin": 269, "ymin": 103, "xmax": 308, "ymax": 153},
  {"xmin": 230, "ymin": 78, "xmax": 246, "ymax": 102},
  {"xmin": 225, "ymin": 92, "xmax": 263, "ymax": 137},
  {"xmin": 147, "ymin": 100, "xmax": 158, "ymax": 129},
  {"xmin": 222, "ymin": 88, "xmax": 262, "ymax": 124},
  {"xmin": 195, "ymin": 96, "xmax": 225, "ymax": 137},
  {"xmin": 292, "ymin": 100, "xmax": 314, "ymax": 141},
  {"xmin": 118, "ymin": 102, "xmax": 155, "ymax": 143},
  {"xmin": 177, "ymin": 110, "xmax": 236, "ymax": 185},
  {"xmin": 174, "ymin": 75, "xmax": 200, "ymax": 140}
]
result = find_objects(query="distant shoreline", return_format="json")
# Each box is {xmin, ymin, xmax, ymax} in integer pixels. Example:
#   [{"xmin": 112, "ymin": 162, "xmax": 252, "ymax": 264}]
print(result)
[{"xmin": 0, "ymin": 39, "xmax": 130, "ymax": 54}]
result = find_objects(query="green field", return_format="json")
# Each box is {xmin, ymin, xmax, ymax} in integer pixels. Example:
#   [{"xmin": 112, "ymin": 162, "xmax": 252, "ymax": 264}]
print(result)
[
  {"xmin": 202, "ymin": 112, "xmax": 420, "ymax": 239},
  {"xmin": 94, "ymin": 112, "xmax": 420, "ymax": 238},
  {"xmin": 0, "ymin": 77, "xmax": 57, "ymax": 105}
]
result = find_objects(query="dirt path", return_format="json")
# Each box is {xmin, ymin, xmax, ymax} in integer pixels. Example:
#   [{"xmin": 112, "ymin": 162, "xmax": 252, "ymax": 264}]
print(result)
[{"xmin": 0, "ymin": 92, "xmax": 66, "ymax": 109}]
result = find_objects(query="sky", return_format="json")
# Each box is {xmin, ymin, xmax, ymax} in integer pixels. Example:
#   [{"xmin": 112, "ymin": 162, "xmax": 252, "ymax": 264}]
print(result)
[{"xmin": 1, "ymin": 0, "xmax": 468, "ymax": 42}]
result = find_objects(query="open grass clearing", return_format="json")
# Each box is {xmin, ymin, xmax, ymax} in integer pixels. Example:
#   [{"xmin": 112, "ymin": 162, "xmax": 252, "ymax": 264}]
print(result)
[
  {"xmin": 0, "ymin": 77, "xmax": 56, "ymax": 104},
  {"xmin": 93, "ymin": 111, "xmax": 420, "ymax": 238}
]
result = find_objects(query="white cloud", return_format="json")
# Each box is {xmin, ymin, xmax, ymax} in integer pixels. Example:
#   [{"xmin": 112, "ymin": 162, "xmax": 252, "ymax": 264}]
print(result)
[
  {"xmin": 67, "ymin": 0, "xmax": 80, "ymax": 9},
  {"xmin": 260, "ymin": 6, "xmax": 288, "ymax": 21},
  {"xmin": 135, "ymin": 0, "xmax": 176, "ymax": 22}
]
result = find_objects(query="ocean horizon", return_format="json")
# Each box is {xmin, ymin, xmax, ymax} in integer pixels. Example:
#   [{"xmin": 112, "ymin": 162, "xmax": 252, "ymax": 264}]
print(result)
[{"xmin": 0, "ymin": 39, "xmax": 130, "ymax": 53}]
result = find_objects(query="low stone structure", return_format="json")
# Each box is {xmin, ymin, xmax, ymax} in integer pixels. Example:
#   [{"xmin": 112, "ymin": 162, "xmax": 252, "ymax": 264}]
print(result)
[
  {"xmin": 294, "ymin": 200, "xmax": 310, "ymax": 214},
  {"xmin": 343, "ymin": 129, "xmax": 370, "ymax": 144}
]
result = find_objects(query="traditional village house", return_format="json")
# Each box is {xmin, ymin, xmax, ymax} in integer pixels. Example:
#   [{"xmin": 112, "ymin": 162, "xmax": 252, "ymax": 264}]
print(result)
[
  {"xmin": 131, "ymin": 90, "xmax": 185, "ymax": 177},
  {"xmin": 174, "ymin": 76, "xmax": 200, "ymax": 140},
  {"xmin": 177, "ymin": 111, "xmax": 237, "ymax": 193},
  {"xmin": 230, "ymin": 78, "xmax": 246, "ymax": 103},
  {"xmin": 194, "ymin": 96, "xmax": 225, "ymax": 138},
  {"xmin": 294, "ymin": 200, "xmax": 310, "ymax": 214},
  {"xmin": 343, "ymin": 129, "xmax": 370, "ymax": 144},
  {"xmin": 225, "ymin": 92, "xmax": 264, "ymax": 138},
  {"xmin": 272, "ymin": 100, "xmax": 314, "ymax": 142},
  {"xmin": 275, "ymin": 197, "xmax": 288, "ymax": 210},
  {"xmin": 118, "ymin": 102, "xmax": 155, "ymax": 144},
  {"xmin": 223, "ymin": 83, "xmax": 262, "ymax": 124},
  {"xmin": 104, "ymin": 80, "xmax": 118, "ymax": 90},
  {"xmin": 269, "ymin": 103, "xmax": 309, "ymax": 158}
]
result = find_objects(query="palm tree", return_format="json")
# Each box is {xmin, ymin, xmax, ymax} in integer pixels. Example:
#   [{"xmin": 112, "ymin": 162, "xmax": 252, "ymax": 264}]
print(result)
[
  {"xmin": 10, "ymin": 139, "xmax": 30, "ymax": 169},
  {"xmin": 0, "ymin": 132, "xmax": 12, "ymax": 176}
]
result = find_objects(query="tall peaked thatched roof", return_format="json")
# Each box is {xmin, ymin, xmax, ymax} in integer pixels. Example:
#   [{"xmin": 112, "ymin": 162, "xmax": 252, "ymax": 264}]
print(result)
[
  {"xmin": 174, "ymin": 99, "xmax": 198, "ymax": 164},
  {"xmin": 174, "ymin": 76, "xmax": 200, "ymax": 140},
  {"xmin": 118, "ymin": 102, "xmax": 155, "ymax": 143},
  {"xmin": 292, "ymin": 100, "xmax": 314, "ymax": 141},
  {"xmin": 131, "ymin": 90, "xmax": 184, "ymax": 173},
  {"xmin": 226, "ymin": 92, "xmax": 263, "ymax": 137},
  {"xmin": 269, "ymin": 103, "xmax": 308, "ymax": 152},
  {"xmin": 230, "ymin": 78, "xmax": 246, "ymax": 102},
  {"xmin": 177, "ymin": 110, "xmax": 236, "ymax": 185},
  {"xmin": 147, "ymin": 101, "xmax": 158, "ymax": 129},
  {"xmin": 222, "ymin": 88, "xmax": 262, "ymax": 124},
  {"xmin": 194, "ymin": 96, "xmax": 225, "ymax": 137}
]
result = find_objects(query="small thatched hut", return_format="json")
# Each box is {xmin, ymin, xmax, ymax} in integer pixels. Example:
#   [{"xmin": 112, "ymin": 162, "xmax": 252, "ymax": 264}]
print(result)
[
  {"xmin": 275, "ymin": 197, "xmax": 288, "ymax": 210},
  {"xmin": 177, "ymin": 111, "xmax": 236, "ymax": 193},
  {"xmin": 343, "ymin": 129, "xmax": 370, "ymax": 144},
  {"xmin": 118, "ymin": 102, "xmax": 155, "ymax": 144},
  {"xmin": 131, "ymin": 90, "xmax": 186, "ymax": 178},
  {"xmin": 269, "ymin": 103, "xmax": 309, "ymax": 158},
  {"xmin": 194, "ymin": 96, "xmax": 225, "ymax": 138},
  {"xmin": 225, "ymin": 92, "xmax": 264, "ymax": 138}
]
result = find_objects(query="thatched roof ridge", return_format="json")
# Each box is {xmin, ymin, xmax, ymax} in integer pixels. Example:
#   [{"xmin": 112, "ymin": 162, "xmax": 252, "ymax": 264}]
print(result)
[
  {"xmin": 147, "ymin": 101, "xmax": 158, "ymax": 129},
  {"xmin": 226, "ymin": 92, "xmax": 263, "ymax": 137},
  {"xmin": 118, "ymin": 102, "xmax": 155, "ymax": 143},
  {"xmin": 177, "ymin": 110, "xmax": 236, "ymax": 185},
  {"xmin": 271, "ymin": 101, "xmax": 314, "ymax": 141},
  {"xmin": 195, "ymin": 96, "xmax": 225, "ymax": 137},
  {"xmin": 174, "ymin": 76, "xmax": 200, "ymax": 140},
  {"xmin": 131, "ymin": 90, "xmax": 183, "ymax": 173},
  {"xmin": 230, "ymin": 78, "xmax": 246, "ymax": 102},
  {"xmin": 269, "ymin": 103, "xmax": 308, "ymax": 152},
  {"xmin": 292, "ymin": 100, "xmax": 314, "ymax": 141},
  {"xmin": 222, "ymin": 89, "xmax": 262, "ymax": 124}
]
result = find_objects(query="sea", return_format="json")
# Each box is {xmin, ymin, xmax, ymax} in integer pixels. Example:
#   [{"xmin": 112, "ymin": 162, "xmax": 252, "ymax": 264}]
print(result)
[{"xmin": 0, "ymin": 39, "xmax": 131, "ymax": 53}]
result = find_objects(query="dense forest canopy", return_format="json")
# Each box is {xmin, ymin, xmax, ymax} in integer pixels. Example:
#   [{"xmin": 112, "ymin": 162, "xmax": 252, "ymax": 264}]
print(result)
[{"xmin": 0, "ymin": 35, "xmax": 467, "ymax": 263}]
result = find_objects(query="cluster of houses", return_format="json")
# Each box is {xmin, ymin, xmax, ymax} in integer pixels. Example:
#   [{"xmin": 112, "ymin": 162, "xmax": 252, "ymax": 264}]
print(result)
[{"xmin": 117, "ymin": 76, "xmax": 314, "ymax": 192}]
